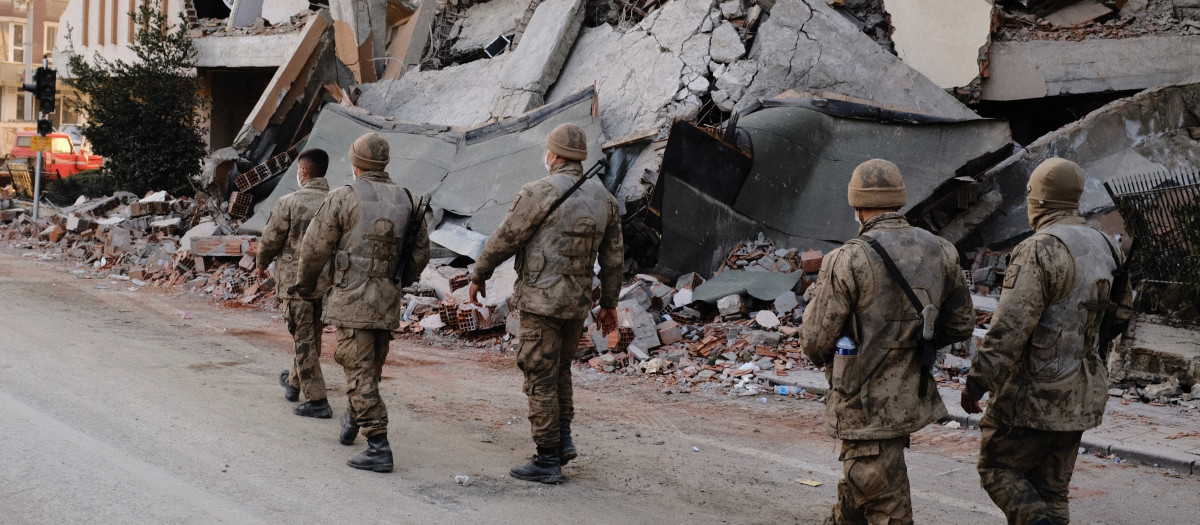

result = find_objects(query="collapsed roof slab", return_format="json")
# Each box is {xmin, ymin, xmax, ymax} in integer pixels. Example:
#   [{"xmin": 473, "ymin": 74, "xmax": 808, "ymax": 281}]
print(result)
[
  {"xmin": 737, "ymin": 0, "xmax": 980, "ymax": 119},
  {"xmin": 357, "ymin": 56, "xmax": 512, "ymax": 127},
  {"xmin": 655, "ymin": 97, "xmax": 1012, "ymax": 276},
  {"xmin": 981, "ymin": 36, "xmax": 1200, "ymax": 101},
  {"xmin": 241, "ymin": 88, "xmax": 605, "ymax": 237},
  {"xmin": 977, "ymin": 83, "xmax": 1200, "ymax": 246}
]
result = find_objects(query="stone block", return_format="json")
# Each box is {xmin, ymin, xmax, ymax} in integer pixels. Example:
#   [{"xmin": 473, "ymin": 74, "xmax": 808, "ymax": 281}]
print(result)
[
  {"xmin": 755, "ymin": 310, "xmax": 780, "ymax": 329},
  {"xmin": 773, "ymin": 291, "xmax": 799, "ymax": 314},
  {"xmin": 709, "ymin": 22, "xmax": 745, "ymax": 64},
  {"xmin": 717, "ymin": 294, "xmax": 746, "ymax": 316}
]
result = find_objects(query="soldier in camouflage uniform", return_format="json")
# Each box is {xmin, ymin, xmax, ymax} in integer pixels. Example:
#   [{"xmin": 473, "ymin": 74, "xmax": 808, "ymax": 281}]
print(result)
[
  {"xmin": 963, "ymin": 158, "xmax": 1133, "ymax": 525},
  {"xmin": 468, "ymin": 123, "xmax": 623, "ymax": 484},
  {"xmin": 292, "ymin": 133, "xmax": 430, "ymax": 473},
  {"xmin": 800, "ymin": 159, "xmax": 975, "ymax": 525},
  {"xmin": 256, "ymin": 149, "xmax": 334, "ymax": 418}
]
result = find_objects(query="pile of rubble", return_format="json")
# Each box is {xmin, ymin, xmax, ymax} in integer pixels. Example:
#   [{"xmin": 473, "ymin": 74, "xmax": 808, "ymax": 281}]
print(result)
[
  {"xmin": 995, "ymin": 0, "xmax": 1200, "ymax": 42},
  {"xmin": 0, "ymin": 191, "xmax": 275, "ymax": 306}
]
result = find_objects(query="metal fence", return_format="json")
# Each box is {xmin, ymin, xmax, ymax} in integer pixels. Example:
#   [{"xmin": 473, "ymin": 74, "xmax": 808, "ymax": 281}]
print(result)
[{"xmin": 1105, "ymin": 167, "xmax": 1200, "ymax": 286}]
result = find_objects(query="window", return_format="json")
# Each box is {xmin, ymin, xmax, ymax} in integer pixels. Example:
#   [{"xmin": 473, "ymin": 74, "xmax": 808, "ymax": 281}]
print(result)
[
  {"xmin": 15, "ymin": 135, "xmax": 30, "ymax": 147},
  {"xmin": 44, "ymin": 24, "xmax": 57, "ymax": 59},
  {"xmin": 51, "ymin": 138, "xmax": 73, "ymax": 154},
  {"xmin": 8, "ymin": 22, "xmax": 26, "ymax": 63}
]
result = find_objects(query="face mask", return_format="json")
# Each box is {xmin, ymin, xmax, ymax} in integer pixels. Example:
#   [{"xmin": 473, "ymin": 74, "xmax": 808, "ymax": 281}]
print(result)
[
  {"xmin": 544, "ymin": 153, "xmax": 553, "ymax": 173},
  {"xmin": 853, "ymin": 210, "xmax": 862, "ymax": 226},
  {"xmin": 296, "ymin": 170, "xmax": 303, "ymax": 188}
]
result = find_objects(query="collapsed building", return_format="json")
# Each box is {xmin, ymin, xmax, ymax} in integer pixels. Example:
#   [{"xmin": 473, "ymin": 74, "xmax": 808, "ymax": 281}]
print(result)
[{"xmin": 21, "ymin": 0, "xmax": 1200, "ymax": 398}]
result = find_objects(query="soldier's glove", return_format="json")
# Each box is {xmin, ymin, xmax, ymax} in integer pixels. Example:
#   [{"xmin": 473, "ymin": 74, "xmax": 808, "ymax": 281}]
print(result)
[{"xmin": 287, "ymin": 284, "xmax": 315, "ymax": 300}]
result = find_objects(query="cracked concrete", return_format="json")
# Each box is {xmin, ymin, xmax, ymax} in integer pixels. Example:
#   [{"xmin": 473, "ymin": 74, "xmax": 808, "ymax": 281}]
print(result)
[{"xmin": 735, "ymin": 0, "xmax": 977, "ymax": 118}]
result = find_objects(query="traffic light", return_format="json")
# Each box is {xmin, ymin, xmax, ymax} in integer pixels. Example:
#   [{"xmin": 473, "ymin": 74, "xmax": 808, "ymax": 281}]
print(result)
[
  {"xmin": 22, "ymin": 66, "xmax": 56, "ymax": 116},
  {"xmin": 37, "ymin": 119, "xmax": 51, "ymax": 136},
  {"xmin": 36, "ymin": 67, "xmax": 55, "ymax": 115}
]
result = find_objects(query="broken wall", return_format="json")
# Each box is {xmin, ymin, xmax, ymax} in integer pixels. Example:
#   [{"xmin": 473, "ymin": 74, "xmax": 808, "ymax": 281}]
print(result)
[{"xmin": 976, "ymin": 83, "xmax": 1200, "ymax": 246}]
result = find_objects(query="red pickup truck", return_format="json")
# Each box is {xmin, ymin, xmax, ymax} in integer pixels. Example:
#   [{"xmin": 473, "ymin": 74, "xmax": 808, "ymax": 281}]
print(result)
[{"xmin": 6, "ymin": 131, "xmax": 104, "ymax": 180}]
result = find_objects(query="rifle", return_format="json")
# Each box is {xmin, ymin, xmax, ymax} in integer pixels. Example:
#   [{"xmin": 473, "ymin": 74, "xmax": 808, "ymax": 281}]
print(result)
[
  {"xmin": 1098, "ymin": 236, "xmax": 1139, "ymax": 357},
  {"xmin": 393, "ymin": 192, "xmax": 431, "ymax": 285}
]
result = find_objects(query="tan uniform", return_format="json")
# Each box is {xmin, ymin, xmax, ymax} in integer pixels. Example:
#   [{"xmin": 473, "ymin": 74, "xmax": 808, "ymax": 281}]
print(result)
[
  {"xmin": 801, "ymin": 213, "xmax": 975, "ymax": 525},
  {"xmin": 294, "ymin": 171, "xmax": 430, "ymax": 438},
  {"xmin": 967, "ymin": 210, "xmax": 1132, "ymax": 525},
  {"xmin": 471, "ymin": 161, "xmax": 623, "ymax": 447},
  {"xmin": 256, "ymin": 177, "xmax": 331, "ymax": 402}
]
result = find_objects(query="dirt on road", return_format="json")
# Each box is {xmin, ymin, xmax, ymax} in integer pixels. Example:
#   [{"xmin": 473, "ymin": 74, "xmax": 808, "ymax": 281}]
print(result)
[{"xmin": 1, "ymin": 248, "xmax": 1196, "ymax": 524}]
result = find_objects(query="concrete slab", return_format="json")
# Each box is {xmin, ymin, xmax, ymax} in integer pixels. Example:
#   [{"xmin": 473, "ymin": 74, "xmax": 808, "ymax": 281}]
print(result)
[
  {"xmin": 1109, "ymin": 316, "xmax": 1200, "ymax": 387},
  {"xmin": 737, "ymin": 0, "xmax": 978, "ymax": 119},
  {"xmin": 977, "ymin": 84, "xmax": 1200, "ymax": 246},
  {"xmin": 356, "ymin": 55, "xmax": 512, "ymax": 127},
  {"xmin": 547, "ymin": 24, "xmax": 685, "ymax": 139},
  {"xmin": 242, "ymin": 90, "xmax": 604, "ymax": 237},
  {"xmin": 451, "ymin": 0, "xmax": 527, "ymax": 54},
  {"xmin": 981, "ymin": 36, "xmax": 1200, "ymax": 101},
  {"xmin": 193, "ymin": 32, "xmax": 305, "ymax": 68},
  {"xmin": 489, "ymin": 0, "xmax": 586, "ymax": 118},
  {"xmin": 887, "ymin": 0, "xmax": 993, "ymax": 90}
]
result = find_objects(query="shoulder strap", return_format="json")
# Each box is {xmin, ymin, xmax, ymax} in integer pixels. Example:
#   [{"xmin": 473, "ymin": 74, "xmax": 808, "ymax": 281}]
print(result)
[
  {"xmin": 859, "ymin": 234, "xmax": 937, "ymax": 397},
  {"xmin": 530, "ymin": 160, "xmax": 607, "ymax": 234},
  {"xmin": 860, "ymin": 236, "xmax": 926, "ymax": 318}
]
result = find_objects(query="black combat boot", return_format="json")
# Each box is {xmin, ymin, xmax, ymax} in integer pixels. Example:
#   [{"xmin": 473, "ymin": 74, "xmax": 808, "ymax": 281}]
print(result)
[
  {"xmin": 347, "ymin": 433, "xmax": 393, "ymax": 473},
  {"xmin": 339, "ymin": 410, "xmax": 359, "ymax": 446},
  {"xmin": 558, "ymin": 421, "xmax": 577, "ymax": 466},
  {"xmin": 279, "ymin": 371, "xmax": 299, "ymax": 402},
  {"xmin": 510, "ymin": 446, "xmax": 564, "ymax": 484},
  {"xmin": 293, "ymin": 398, "xmax": 333, "ymax": 418}
]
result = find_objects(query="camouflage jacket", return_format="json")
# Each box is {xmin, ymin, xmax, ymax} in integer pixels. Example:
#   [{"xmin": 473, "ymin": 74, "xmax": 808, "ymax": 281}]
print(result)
[
  {"xmin": 293, "ymin": 171, "xmax": 430, "ymax": 330},
  {"xmin": 801, "ymin": 213, "xmax": 975, "ymax": 440},
  {"xmin": 470, "ymin": 161, "xmax": 623, "ymax": 320},
  {"xmin": 256, "ymin": 178, "xmax": 331, "ymax": 299},
  {"xmin": 966, "ymin": 212, "xmax": 1133, "ymax": 431}
]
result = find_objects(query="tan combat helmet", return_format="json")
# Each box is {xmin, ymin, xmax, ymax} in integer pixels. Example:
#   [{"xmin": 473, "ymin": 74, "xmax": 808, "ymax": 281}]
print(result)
[
  {"xmin": 350, "ymin": 133, "xmax": 390, "ymax": 171},
  {"xmin": 546, "ymin": 123, "xmax": 588, "ymax": 161},
  {"xmin": 1027, "ymin": 157, "xmax": 1085, "ymax": 210},
  {"xmin": 848, "ymin": 159, "xmax": 907, "ymax": 209}
]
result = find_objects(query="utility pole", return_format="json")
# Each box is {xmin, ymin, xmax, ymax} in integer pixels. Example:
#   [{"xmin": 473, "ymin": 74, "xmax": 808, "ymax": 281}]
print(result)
[{"xmin": 23, "ymin": 0, "xmax": 34, "ymax": 120}]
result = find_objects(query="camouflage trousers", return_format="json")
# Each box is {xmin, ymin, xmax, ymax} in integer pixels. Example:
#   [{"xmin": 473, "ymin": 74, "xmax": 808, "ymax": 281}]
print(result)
[
  {"xmin": 978, "ymin": 416, "xmax": 1083, "ymax": 525},
  {"xmin": 284, "ymin": 298, "xmax": 326, "ymax": 402},
  {"xmin": 825, "ymin": 436, "xmax": 914, "ymax": 525},
  {"xmin": 335, "ymin": 327, "xmax": 391, "ymax": 438},
  {"xmin": 516, "ymin": 312, "xmax": 585, "ymax": 447}
]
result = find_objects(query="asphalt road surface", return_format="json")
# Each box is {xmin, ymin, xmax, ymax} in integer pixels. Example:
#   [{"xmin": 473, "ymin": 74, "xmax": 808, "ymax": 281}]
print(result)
[{"xmin": 2, "ymin": 249, "xmax": 1197, "ymax": 524}]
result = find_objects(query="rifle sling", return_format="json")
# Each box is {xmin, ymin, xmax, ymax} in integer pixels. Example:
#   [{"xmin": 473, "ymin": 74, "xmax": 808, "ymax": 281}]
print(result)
[
  {"xmin": 860, "ymin": 236, "xmax": 934, "ymax": 397},
  {"xmin": 530, "ymin": 161, "xmax": 607, "ymax": 234}
]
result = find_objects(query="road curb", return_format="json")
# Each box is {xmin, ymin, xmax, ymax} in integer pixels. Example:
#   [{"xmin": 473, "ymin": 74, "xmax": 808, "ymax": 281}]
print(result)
[{"xmin": 764, "ymin": 375, "xmax": 1198, "ymax": 476}]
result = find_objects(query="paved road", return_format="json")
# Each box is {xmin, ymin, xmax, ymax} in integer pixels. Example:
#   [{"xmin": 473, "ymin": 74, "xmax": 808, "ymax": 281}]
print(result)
[{"xmin": 1, "ymin": 250, "xmax": 1197, "ymax": 524}]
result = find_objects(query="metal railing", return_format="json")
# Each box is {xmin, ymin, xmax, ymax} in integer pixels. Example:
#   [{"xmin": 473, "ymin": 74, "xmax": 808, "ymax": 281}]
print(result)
[{"xmin": 1105, "ymin": 167, "xmax": 1200, "ymax": 287}]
